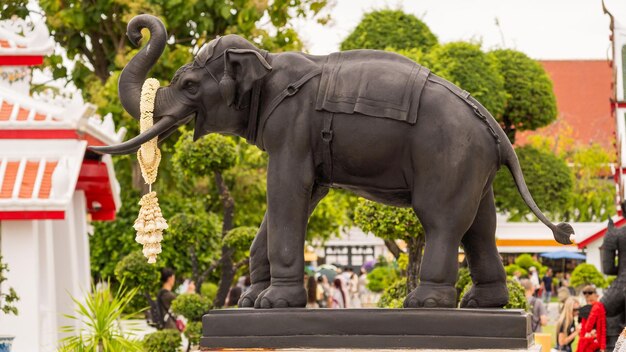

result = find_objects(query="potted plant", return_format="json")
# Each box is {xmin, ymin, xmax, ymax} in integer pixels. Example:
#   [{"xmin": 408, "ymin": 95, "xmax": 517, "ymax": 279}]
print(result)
[{"xmin": 0, "ymin": 255, "xmax": 19, "ymax": 352}]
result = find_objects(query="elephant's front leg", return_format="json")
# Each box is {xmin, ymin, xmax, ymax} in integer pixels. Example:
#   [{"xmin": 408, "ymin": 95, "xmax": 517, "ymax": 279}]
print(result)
[{"xmin": 255, "ymin": 155, "xmax": 314, "ymax": 308}]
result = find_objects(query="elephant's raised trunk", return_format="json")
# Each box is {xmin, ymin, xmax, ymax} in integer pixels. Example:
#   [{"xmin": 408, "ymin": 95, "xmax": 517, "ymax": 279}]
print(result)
[{"xmin": 118, "ymin": 14, "xmax": 167, "ymax": 120}]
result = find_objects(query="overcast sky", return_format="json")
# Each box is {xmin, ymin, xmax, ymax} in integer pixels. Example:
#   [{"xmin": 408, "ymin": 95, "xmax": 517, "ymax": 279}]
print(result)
[{"xmin": 295, "ymin": 0, "xmax": 626, "ymax": 60}]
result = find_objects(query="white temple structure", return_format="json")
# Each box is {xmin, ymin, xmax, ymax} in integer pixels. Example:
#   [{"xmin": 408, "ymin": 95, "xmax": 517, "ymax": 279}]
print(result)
[{"xmin": 0, "ymin": 17, "xmax": 124, "ymax": 351}]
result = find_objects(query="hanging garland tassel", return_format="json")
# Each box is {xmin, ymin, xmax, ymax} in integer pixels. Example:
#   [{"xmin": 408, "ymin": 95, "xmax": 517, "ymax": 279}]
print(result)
[{"xmin": 134, "ymin": 78, "xmax": 168, "ymax": 264}]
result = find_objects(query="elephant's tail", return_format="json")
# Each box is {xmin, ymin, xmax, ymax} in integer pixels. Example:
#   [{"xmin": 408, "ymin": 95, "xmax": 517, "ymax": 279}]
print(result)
[{"xmin": 499, "ymin": 131, "xmax": 575, "ymax": 245}]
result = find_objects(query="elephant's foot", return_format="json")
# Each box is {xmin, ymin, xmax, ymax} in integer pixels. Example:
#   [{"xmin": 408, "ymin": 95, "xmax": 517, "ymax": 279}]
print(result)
[
  {"xmin": 460, "ymin": 282, "xmax": 508, "ymax": 308},
  {"xmin": 254, "ymin": 284, "xmax": 306, "ymax": 308},
  {"xmin": 238, "ymin": 281, "xmax": 270, "ymax": 308},
  {"xmin": 403, "ymin": 283, "xmax": 456, "ymax": 308}
]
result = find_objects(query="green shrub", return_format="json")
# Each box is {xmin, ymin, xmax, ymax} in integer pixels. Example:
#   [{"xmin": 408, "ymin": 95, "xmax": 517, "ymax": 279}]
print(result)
[
  {"xmin": 201, "ymin": 282, "xmax": 219, "ymax": 301},
  {"xmin": 456, "ymin": 267, "xmax": 472, "ymax": 300},
  {"xmin": 143, "ymin": 330, "xmax": 181, "ymax": 352},
  {"xmin": 607, "ymin": 275, "xmax": 617, "ymax": 287},
  {"xmin": 184, "ymin": 321, "xmax": 203, "ymax": 346},
  {"xmin": 367, "ymin": 266, "xmax": 399, "ymax": 292},
  {"xmin": 505, "ymin": 278, "xmax": 529, "ymax": 310},
  {"xmin": 377, "ymin": 277, "xmax": 408, "ymax": 308},
  {"xmin": 514, "ymin": 254, "xmax": 538, "ymax": 270},
  {"xmin": 505, "ymin": 264, "xmax": 528, "ymax": 278},
  {"xmin": 570, "ymin": 263, "xmax": 607, "ymax": 289},
  {"xmin": 171, "ymin": 293, "xmax": 210, "ymax": 321},
  {"xmin": 459, "ymin": 278, "xmax": 528, "ymax": 310},
  {"xmin": 114, "ymin": 251, "xmax": 160, "ymax": 314}
]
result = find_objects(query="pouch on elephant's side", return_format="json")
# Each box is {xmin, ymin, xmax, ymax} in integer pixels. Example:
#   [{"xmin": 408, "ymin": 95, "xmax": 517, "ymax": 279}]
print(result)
[{"xmin": 315, "ymin": 51, "xmax": 430, "ymax": 124}]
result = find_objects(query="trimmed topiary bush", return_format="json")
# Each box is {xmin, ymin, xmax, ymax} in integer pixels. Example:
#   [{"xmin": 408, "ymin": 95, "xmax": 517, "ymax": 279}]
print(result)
[
  {"xmin": 143, "ymin": 330, "xmax": 181, "ymax": 352},
  {"xmin": 367, "ymin": 266, "xmax": 399, "ymax": 293},
  {"xmin": 505, "ymin": 264, "xmax": 529, "ymax": 278},
  {"xmin": 377, "ymin": 277, "xmax": 408, "ymax": 308},
  {"xmin": 184, "ymin": 321, "xmax": 203, "ymax": 346},
  {"xmin": 570, "ymin": 263, "xmax": 607, "ymax": 289},
  {"xmin": 171, "ymin": 293, "xmax": 210, "ymax": 322},
  {"xmin": 505, "ymin": 278, "xmax": 529, "ymax": 310},
  {"xmin": 341, "ymin": 9, "xmax": 438, "ymax": 52},
  {"xmin": 201, "ymin": 282, "xmax": 219, "ymax": 301}
]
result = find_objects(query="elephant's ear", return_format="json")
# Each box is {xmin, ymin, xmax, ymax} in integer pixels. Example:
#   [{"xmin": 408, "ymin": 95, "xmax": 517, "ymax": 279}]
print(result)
[{"xmin": 219, "ymin": 49, "xmax": 272, "ymax": 108}]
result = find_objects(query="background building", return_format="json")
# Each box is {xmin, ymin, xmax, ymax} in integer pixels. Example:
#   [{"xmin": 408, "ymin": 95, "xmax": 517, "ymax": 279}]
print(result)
[{"xmin": 0, "ymin": 17, "xmax": 123, "ymax": 351}]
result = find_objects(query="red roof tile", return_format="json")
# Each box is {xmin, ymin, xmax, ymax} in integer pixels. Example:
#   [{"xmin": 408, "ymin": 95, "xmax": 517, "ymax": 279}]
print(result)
[
  {"xmin": 0, "ymin": 102, "xmax": 13, "ymax": 121},
  {"xmin": 516, "ymin": 60, "xmax": 615, "ymax": 153},
  {"xmin": 0, "ymin": 160, "xmax": 57, "ymax": 200}
]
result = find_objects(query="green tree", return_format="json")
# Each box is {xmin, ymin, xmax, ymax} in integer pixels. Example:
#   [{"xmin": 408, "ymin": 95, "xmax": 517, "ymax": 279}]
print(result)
[
  {"xmin": 570, "ymin": 263, "xmax": 607, "ymax": 289},
  {"xmin": 341, "ymin": 9, "xmax": 438, "ymax": 53},
  {"xmin": 354, "ymin": 199, "xmax": 424, "ymax": 291},
  {"xmin": 0, "ymin": 255, "xmax": 19, "ymax": 316},
  {"xmin": 488, "ymin": 49, "xmax": 557, "ymax": 143},
  {"xmin": 565, "ymin": 145, "xmax": 616, "ymax": 221},
  {"xmin": 423, "ymin": 41, "xmax": 507, "ymax": 119},
  {"xmin": 493, "ymin": 146, "xmax": 573, "ymax": 221}
]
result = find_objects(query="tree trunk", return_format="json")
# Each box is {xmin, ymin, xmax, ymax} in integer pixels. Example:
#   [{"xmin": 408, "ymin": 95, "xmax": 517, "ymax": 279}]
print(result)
[
  {"xmin": 213, "ymin": 171, "xmax": 236, "ymax": 308},
  {"xmin": 383, "ymin": 239, "xmax": 402, "ymax": 259},
  {"xmin": 406, "ymin": 235, "xmax": 425, "ymax": 292}
]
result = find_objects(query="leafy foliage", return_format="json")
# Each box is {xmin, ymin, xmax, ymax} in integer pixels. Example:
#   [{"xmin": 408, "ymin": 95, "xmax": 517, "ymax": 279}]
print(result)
[
  {"xmin": 504, "ymin": 264, "xmax": 529, "ymax": 278},
  {"xmin": 423, "ymin": 41, "xmax": 507, "ymax": 119},
  {"xmin": 377, "ymin": 277, "xmax": 407, "ymax": 308},
  {"xmin": 114, "ymin": 251, "xmax": 160, "ymax": 293},
  {"xmin": 173, "ymin": 132, "xmax": 238, "ymax": 176},
  {"xmin": 341, "ymin": 9, "xmax": 438, "ymax": 53},
  {"xmin": 455, "ymin": 267, "xmax": 471, "ymax": 300},
  {"xmin": 493, "ymin": 146, "xmax": 573, "ymax": 221},
  {"xmin": 504, "ymin": 278, "xmax": 529, "ymax": 310},
  {"xmin": 143, "ymin": 329, "xmax": 181, "ymax": 352},
  {"xmin": 366, "ymin": 265, "xmax": 399, "ymax": 293},
  {"xmin": 354, "ymin": 199, "xmax": 422, "ymax": 242},
  {"xmin": 570, "ymin": 263, "xmax": 607, "ymax": 289},
  {"xmin": 58, "ymin": 282, "xmax": 143, "ymax": 352},
  {"xmin": 200, "ymin": 282, "xmax": 219, "ymax": 302},
  {"xmin": 0, "ymin": 255, "xmax": 19, "ymax": 316},
  {"xmin": 171, "ymin": 293, "xmax": 210, "ymax": 321},
  {"xmin": 488, "ymin": 49, "xmax": 557, "ymax": 143},
  {"xmin": 514, "ymin": 254, "xmax": 543, "ymax": 272},
  {"xmin": 184, "ymin": 321, "xmax": 203, "ymax": 347},
  {"xmin": 223, "ymin": 226, "xmax": 257, "ymax": 252}
]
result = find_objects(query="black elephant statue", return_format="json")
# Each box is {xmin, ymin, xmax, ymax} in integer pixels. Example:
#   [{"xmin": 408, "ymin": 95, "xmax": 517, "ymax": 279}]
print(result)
[
  {"xmin": 93, "ymin": 14, "xmax": 574, "ymax": 309},
  {"xmin": 601, "ymin": 218, "xmax": 626, "ymax": 350}
]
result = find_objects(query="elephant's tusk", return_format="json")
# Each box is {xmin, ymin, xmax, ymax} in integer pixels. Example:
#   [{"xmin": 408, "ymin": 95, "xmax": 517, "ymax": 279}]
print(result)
[{"xmin": 89, "ymin": 116, "xmax": 176, "ymax": 155}]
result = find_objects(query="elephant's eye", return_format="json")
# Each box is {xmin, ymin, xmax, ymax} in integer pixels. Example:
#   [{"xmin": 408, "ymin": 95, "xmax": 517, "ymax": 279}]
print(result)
[{"xmin": 183, "ymin": 81, "xmax": 199, "ymax": 95}]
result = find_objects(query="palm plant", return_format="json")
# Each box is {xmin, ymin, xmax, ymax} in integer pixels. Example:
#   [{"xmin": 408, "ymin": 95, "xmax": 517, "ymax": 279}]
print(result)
[{"xmin": 58, "ymin": 282, "xmax": 143, "ymax": 352}]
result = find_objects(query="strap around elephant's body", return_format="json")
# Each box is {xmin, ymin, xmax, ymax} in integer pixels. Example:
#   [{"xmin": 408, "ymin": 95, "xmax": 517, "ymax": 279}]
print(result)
[
  {"xmin": 258, "ymin": 68, "xmax": 323, "ymax": 150},
  {"xmin": 321, "ymin": 112, "xmax": 334, "ymax": 185}
]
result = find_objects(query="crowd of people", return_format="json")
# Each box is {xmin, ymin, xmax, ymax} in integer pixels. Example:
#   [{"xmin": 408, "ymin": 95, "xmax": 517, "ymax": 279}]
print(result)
[
  {"xmin": 151, "ymin": 265, "xmax": 370, "ymax": 334},
  {"xmin": 305, "ymin": 267, "xmax": 369, "ymax": 308},
  {"xmin": 518, "ymin": 267, "xmax": 607, "ymax": 352}
]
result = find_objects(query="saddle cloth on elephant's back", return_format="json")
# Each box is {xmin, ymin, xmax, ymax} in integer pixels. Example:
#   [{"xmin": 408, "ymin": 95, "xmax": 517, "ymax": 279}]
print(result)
[{"xmin": 315, "ymin": 50, "xmax": 430, "ymax": 124}]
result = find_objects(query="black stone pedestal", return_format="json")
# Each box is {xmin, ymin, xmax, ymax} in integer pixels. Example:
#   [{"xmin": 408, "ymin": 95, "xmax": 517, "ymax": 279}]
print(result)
[{"xmin": 200, "ymin": 308, "xmax": 533, "ymax": 350}]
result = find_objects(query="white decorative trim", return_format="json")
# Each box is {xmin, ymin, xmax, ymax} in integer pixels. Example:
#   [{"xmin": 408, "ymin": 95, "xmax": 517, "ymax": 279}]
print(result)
[
  {"xmin": 0, "ymin": 157, "xmax": 6, "ymax": 192},
  {"xmin": 11, "ymin": 157, "xmax": 26, "ymax": 199},
  {"xmin": 32, "ymin": 158, "xmax": 46, "ymax": 198}
]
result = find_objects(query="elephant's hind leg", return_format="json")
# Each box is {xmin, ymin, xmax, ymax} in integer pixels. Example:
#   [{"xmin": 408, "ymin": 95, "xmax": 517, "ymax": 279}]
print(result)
[
  {"xmin": 238, "ymin": 213, "xmax": 270, "ymax": 307},
  {"xmin": 459, "ymin": 188, "xmax": 508, "ymax": 308},
  {"xmin": 404, "ymin": 187, "xmax": 480, "ymax": 308}
]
